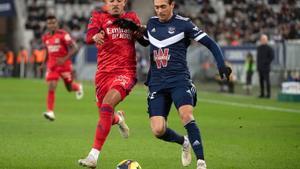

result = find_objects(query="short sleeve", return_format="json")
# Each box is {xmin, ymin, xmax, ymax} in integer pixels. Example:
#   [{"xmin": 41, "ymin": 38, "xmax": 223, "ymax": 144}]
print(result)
[
  {"xmin": 87, "ymin": 11, "xmax": 102, "ymax": 31},
  {"xmin": 62, "ymin": 32, "xmax": 73, "ymax": 46}
]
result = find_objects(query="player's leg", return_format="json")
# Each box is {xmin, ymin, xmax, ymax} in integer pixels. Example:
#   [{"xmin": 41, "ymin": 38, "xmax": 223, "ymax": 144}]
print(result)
[
  {"xmin": 61, "ymin": 70, "xmax": 84, "ymax": 100},
  {"xmin": 44, "ymin": 80, "xmax": 58, "ymax": 121},
  {"xmin": 79, "ymin": 74, "xmax": 135, "ymax": 168},
  {"xmin": 79, "ymin": 88, "xmax": 121, "ymax": 168},
  {"xmin": 148, "ymin": 89, "xmax": 186, "ymax": 146},
  {"xmin": 172, "ymin": 84, "xmax": 206, "ymax": 168},
  {"xmin": 108, "ymin": 74, "xmax": 137, "ymax": 137},
  {"xmin": 43, "ymin": 69, "xmax": 59, "ymax": 121}
]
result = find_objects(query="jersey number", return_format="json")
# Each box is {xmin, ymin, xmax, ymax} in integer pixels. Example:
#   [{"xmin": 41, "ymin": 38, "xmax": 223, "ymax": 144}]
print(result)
[{"xmin": 153, "ymin": 48, "xmax": 170, "ymax": 69}]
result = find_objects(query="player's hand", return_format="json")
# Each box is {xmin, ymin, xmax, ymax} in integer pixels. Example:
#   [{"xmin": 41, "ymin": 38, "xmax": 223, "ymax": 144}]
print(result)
[
  {"xmin": 133, "ymin": 25, "xmax": 147, "ymax": 39},
  {"xmin": 57, "ymin": 57, "xmax": 67, "ymax": 65},
  {"xmin": 92, "ymin": 31, "xmax": 105, "ymax": 45},
  {"xmin": 113, "ymin": 18, "xmax": 139, "ymax": 31},
  {"xmin": 218, "ymin": 66, "xmax": 232, "ymax": 81}
]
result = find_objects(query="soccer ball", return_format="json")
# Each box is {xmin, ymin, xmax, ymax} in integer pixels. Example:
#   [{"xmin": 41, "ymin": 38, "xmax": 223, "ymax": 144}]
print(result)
[{"xmin": 116, "ymin": 160, "xmax": 142, "ymax": 169}]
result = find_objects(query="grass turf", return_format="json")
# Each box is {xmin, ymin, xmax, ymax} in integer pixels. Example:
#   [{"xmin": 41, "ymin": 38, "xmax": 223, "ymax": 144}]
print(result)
[{"xmin": 0, "ymin": 78, "xmax": 300, "ymax": 169}]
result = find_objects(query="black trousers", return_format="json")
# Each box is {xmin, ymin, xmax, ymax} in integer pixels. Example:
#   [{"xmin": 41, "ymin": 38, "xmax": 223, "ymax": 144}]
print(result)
[{"xmin": 258, "ymin": 70, "xmax": 271, "ymax": 97}]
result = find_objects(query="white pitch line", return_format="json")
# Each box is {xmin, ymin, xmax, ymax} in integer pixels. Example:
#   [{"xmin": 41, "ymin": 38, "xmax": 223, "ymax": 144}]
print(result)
[
  {"xmin": 198, "ymin": 98, "xmax": 300, "ymax": 114},
  {"xmin": 133, "ymin": 90, "xmax": 300, "ymax": 114}
]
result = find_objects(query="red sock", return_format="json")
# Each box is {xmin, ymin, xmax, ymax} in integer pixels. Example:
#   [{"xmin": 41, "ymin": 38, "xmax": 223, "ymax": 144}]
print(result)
[
  {"xmin": 71, "ymin": 83, "xmax": 80, "ymax": 91},
  {"xmin": 112, "ymin": 113, "xmax": 120, "ymax": 125},
  {"xmin": 93, "ymin": 104, "xmax": 114, "ymax": 150},
  {"xmin": 47, "ymin": 90, "xmax": 55, "ymax": 111}
]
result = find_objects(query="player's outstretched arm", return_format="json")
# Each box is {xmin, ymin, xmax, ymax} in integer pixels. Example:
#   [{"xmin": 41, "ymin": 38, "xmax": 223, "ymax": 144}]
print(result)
[
  {"xmin": 113, "ymin": 18, "xmax": 149, "ymax": 46},
  {"xmin": 198, "ymin": 36, "xmax": 232, "ymax": 81},
  {"xmin": 86, "ymin": 11, "xmax": 103, "ymax": 44},
  {"xmin": 135, "ymin": 26, "xmax": 149, "ymax": 47}
]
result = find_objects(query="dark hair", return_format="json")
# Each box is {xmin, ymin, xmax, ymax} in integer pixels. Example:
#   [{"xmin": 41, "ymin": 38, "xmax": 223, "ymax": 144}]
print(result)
[
  {"xmin": 46, "ymin": 15, "xmax": 57, "ymax": 20},
  {"xmin": 168, "ymin": 0, "xmax": 174, "ymax": 4},
  {"xmin": 154, "ymin": 0, "xmax": 174, "ymax": 4}
]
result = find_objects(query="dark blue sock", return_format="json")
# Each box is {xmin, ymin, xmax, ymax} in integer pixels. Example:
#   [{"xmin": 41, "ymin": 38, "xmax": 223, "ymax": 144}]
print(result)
[
  {"xmin": 184, "ymin": 120, "xmax": 204, "ymax": 160},
  {"xmin": 157, "ymin": 128, "xmax": 185, "ymax": 145}
]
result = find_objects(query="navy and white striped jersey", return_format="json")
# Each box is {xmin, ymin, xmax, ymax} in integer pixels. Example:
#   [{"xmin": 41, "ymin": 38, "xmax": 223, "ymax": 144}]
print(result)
[{"xmin": 144, "ymin": 14, "xmax": 224, "ymax": 87}]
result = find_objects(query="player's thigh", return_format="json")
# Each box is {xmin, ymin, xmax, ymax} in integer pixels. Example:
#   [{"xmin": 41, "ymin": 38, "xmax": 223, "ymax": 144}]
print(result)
[
  {"xmin": 110, "ymin": 74, "xmax": 137, "ymax": 101},
  {"xmin": 45, "ymin": 68, "xmax": 60, "ymax": 82},
  {"xmin": 95, "ymin": 74, "xmax": 112, "ymax": 108},
  {"xmin": 147, "ymin": 89, "xmax": 172, "ymax": 119},
  {"xmin": 59, "ymin": 65, "xmax": 73, "ymax": 83},
  {"xmin": 171, "ymin": 84, "xmax": 197, "ymax": 110}
]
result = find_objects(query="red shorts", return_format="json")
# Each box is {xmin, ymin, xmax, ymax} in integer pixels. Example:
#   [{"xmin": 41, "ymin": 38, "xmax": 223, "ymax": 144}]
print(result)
[
  {"xmin": 46, "ymin": 64, "xmax": 73, "ymax": 82},
  {"xmin": 95, "ymin": 72, "xmax": 137, "ymax": 107}
]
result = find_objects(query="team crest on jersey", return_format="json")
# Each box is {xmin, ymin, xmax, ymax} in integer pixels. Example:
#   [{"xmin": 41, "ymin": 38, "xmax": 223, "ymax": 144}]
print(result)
[
  {"xmin": 106, "ymin": 20, "xmax": 113, "ymax": 26},
  {"xmin": 193, "ymin": 26, "xmax": 200, "ymax": 31},
  {"xmin": 153, "ymin": 48, "xmax": 170, "ymax": 69},
  {"xmin": 168, "ymin": 27, "xmax": 176, "ymax": 34},
  {"xmin": 54, "ymin": 38, "xmax": 60, "ymax": 43}
]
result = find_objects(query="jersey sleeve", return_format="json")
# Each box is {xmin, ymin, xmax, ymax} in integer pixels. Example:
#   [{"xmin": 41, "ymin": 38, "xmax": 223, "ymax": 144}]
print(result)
[
  {"xmin": 142, "ymin": 21, "xmax": 150, "ymax": 41},
  {"xmin": 86, "ymin": 11, "xmax": 103, "ymax": 44},
  {"xmin": 87, "ymin": 11, "xmax": 102, "ymax": 31},
  {"xmin": 62, "ymin": 32, "xmax": 73, "ymax": 46},
  {"xmin": 132, "ymin": 12, "xmax": 141, "ymax": 25},
  {"xmin": 185, "ymin": 20, "xmax": 207, "ymax": 41}
]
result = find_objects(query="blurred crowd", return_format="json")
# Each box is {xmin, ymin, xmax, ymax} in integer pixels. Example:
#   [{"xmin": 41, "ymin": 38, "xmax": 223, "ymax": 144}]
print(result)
[
  {"xmin": 176, "ymin": 0, "xmax": 300, "ymax": 45},
  {"xmin": 0, "ymin": 46, "xmax": 46, "ymax": 78},
  {"xmin": 1, "ymin": 0, "xmax": 299, "ymax": 82}
]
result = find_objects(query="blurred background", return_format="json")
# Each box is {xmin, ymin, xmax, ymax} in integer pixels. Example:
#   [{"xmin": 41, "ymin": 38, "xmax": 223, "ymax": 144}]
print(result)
[{"xmin": 0, "ymin": 0, "xmax": 299, "ymax": 96}]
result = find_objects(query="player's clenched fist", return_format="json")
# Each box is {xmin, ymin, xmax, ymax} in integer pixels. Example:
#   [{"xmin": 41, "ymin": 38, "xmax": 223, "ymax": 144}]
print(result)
[{"xmin": 92, "ymin": 31, "xmax": 105, "ymax": 45}]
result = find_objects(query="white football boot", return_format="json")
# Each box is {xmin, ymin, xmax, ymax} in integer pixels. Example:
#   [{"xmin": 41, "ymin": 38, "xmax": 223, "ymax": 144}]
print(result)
[
  {"xmin": 116, "ymin": 111, "xmax": 130, "ymax": 139},
  {"xmin": 197, "ymin": 159, "xmax": 207, "ymax": 169},
  {"xmin": 76, "ymin": 84, "xmax": 84, "ymax": 100},
  {"xmin": 78, "ymin": 155, "xmax": 97, "ymax": 169},
  {"xmin": 182, "ymin": 136, "xmax": 192, "ymax": 166},
  {"xmin": 43, "ymin": 111, "xmax": 55, "ymax": 121}
]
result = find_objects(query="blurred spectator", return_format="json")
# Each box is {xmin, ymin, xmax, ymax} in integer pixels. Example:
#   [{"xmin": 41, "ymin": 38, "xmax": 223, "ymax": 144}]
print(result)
[
  {"xmin": 285, "ymin": 70, "xmax": 300, "ymax": 82},
  {"xmin": 0, "ymin": 50, "xmax": 5, "ymax": 76},
  {"xmin": 16, "ymin": 46, "xmax": 29, "ymax": 78},
  {"xmin": 31, "ymin": 48, "xmax": 46, "ymax": 78},
  {"xmin": 4, "ymin": 48, "xmax": 15, "ymax": 77},
  {"xmin": 244, "ymin": 52, "xmax": 256, "ymax": 95},
  {"xmin": 257, "ymin": 34, "xmax": 274, "ymax": 98}
]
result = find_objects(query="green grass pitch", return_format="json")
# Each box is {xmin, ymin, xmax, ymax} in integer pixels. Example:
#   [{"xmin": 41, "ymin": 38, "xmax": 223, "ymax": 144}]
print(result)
[{"xmin": 0, "ymin": 78, "xmax": 300, "ymax": 169}]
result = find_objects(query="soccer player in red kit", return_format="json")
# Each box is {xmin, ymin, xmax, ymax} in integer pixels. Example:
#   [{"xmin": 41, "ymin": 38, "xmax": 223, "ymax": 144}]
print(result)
[
  {"xmin": 78, "ymin": 0, "xmax": 143, "ymax": 168},
  {"xmin": 42, "ymin": 15, "xmax": 83, "ymax": 121}
]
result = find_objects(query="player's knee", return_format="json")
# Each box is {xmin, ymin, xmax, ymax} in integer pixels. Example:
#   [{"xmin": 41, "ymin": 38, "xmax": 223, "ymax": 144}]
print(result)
[
  {"xmin": 102, "ymin": 90, "xmax": 122, "ymax": 107},
  {"xmin": 48, "ymin": 82, "xmax": 57, "ymax": 91},
  {"xmin": 180, "ymin": 112, "xmax": 194, "ymax": 125},
  {"xmin": 151, "ymin": 126, "xmax": 166, "ymax": 137}
]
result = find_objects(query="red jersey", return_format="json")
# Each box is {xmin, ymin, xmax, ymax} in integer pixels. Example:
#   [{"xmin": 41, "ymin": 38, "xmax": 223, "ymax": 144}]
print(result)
[
  {"xmin": 42, "ymin": 29, "xmax": 74, "ymax": 68},
  {"xmin": 86, "ymin": 11, "xmax": 141, "ymax": 73}
]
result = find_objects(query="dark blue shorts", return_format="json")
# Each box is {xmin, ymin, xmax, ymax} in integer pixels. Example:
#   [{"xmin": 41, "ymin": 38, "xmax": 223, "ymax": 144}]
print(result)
[{"xmin": 147, "ymin": 84, "xmax": 197, "ymax": 118}]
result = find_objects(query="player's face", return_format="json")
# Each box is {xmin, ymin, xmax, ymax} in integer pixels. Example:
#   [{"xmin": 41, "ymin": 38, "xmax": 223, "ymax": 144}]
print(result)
[
  {"xmin": 105, "ymin": 0, "xmax": 127, "ymax": 17},
  {"xmin": 47, "ymin": 19, "xmax": 58, "ymax": 32},
  {"xmin": 154, "ymin": 0, "xmax": 175, "ymax": 22}
]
